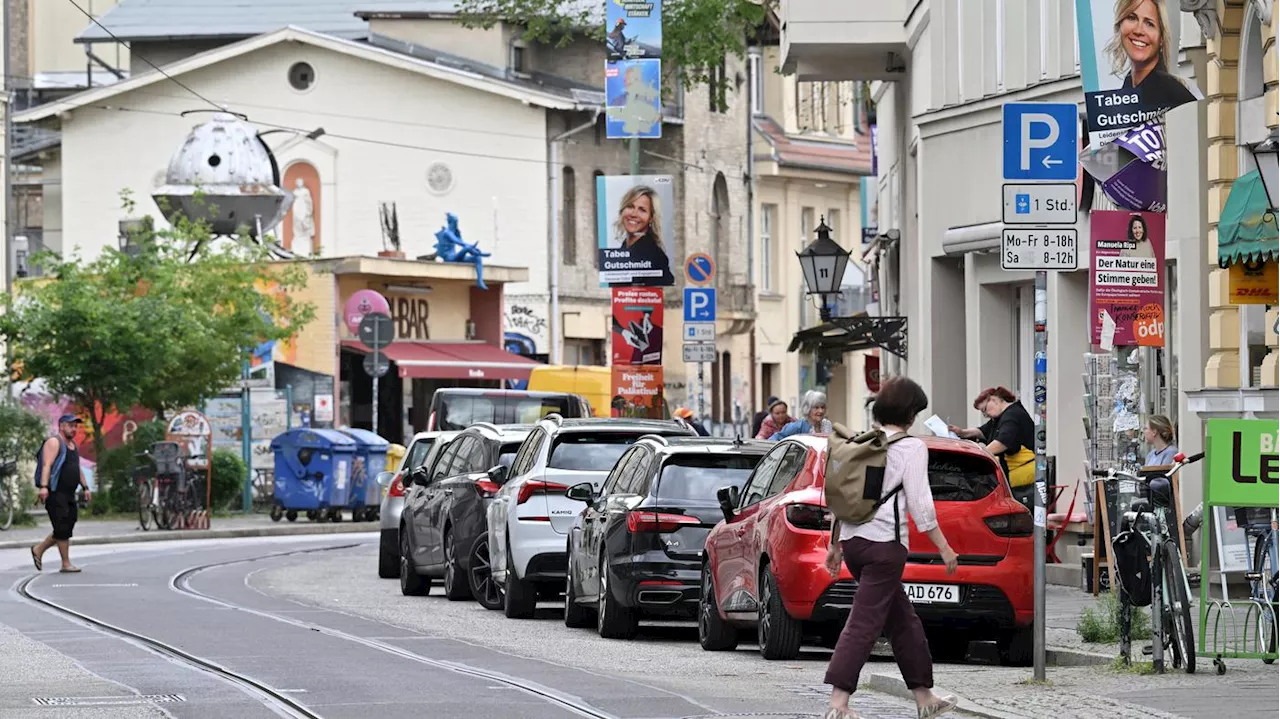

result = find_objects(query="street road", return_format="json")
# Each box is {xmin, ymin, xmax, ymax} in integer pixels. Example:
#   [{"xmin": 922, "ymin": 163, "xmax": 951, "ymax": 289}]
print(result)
[{"xmin": 0, "ymin": 535, "xmax": 918, "ymax": 718}]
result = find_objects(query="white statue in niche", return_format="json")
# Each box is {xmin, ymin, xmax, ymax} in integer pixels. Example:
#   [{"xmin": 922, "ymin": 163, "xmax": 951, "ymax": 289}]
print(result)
[{"xmin": 291, "ymin": 178, "xmax": 315, "ymax": 251}]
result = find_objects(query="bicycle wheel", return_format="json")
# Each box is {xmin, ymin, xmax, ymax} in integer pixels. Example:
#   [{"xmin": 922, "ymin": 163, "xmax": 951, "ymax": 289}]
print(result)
[
  {"xmin": 1251, "ymin": 530, "xmax": 1278, "ymax": 661},
  {"xmin": 1163, "ymin": 539, "xmax": 1196, "ymax": 673},
  {"xmin": 137, "ymin": 481, "xmax": 153, "ymax": 531}
]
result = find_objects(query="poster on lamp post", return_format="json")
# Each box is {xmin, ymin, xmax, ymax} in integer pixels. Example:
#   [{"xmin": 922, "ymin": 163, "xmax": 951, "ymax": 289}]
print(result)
[
  {"xmin": 1089, "ymin": 210, "xmax": 1167, "ymax": 348},
  {"xmin": 611, "ymin": 287, "xmax": 664, "ymax": 365},
  {"xmin": 597, "ymin": 174, "xmax": 676, "ymax": 286},
  {"xmin": 610, "ymin": 365, "xmax": 665, "ymax": 419},
  {"xmin": 1079, "ymin": 119, "xmax": 1168, "ymax": 212},
  {"xmin": 1074, "ymin": 0, "xmax": 1201, "ymax": 148},
  {"xmin": 605, "ymin": 0, "xmax": 662, "ymax": 139}
]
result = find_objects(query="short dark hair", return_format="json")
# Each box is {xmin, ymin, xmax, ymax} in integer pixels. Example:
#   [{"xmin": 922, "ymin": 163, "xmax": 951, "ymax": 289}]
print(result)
[{"xmin": 872, "ymin": 376, "xmax": 929, "ymax": 427}]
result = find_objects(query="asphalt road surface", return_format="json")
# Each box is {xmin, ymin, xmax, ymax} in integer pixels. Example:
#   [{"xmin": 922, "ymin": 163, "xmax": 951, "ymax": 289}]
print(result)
[{"xmin": 0, "ymin": 535, "xmax": 919, "ymax": 719}]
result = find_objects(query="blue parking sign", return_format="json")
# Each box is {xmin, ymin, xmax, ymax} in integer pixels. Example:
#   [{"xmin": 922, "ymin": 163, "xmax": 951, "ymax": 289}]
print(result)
[
  {"xmin": 1002, "ymin": 103, "xmax": 1078, "ymax": 181},
  {"xmin": 683, "ymin": 288, "xmax": 716, "ymax": 322}
]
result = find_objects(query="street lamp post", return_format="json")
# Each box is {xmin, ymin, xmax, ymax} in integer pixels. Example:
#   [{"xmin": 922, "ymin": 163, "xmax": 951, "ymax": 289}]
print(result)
[
  {"xmin": 1248, "ymin": 128, "xmax": 1278, "ymax": 215},
  {"xmin": 796, "ymin": 217, "xmax": 851, "ymax": 322}
]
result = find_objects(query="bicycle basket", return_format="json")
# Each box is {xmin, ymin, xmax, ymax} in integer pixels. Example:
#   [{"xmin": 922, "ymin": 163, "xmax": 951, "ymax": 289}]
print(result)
[
  {"xmin": 1112, "ymin": 529, "xmax": 1152, "ymax": 607},
  {"xmin": 151, "ymin": 442, "xmax": 184, "ymax": 476},
  {"xmin": 1234, "ymin": 506, "xmax": 1274, "ymax": 530}
]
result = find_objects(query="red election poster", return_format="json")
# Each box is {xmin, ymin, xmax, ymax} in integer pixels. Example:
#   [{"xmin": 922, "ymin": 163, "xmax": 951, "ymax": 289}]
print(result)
[
  {"xmin": 1089, "ymin": 210, "xmax": 1166, "ymax": 348},
  {"xmin": 610, "ymin": 287, "xmax": 664, "ymax": 365},
  {"xmin": 610, "ymin": 365, "xmax": 665, "ymax": 419}
]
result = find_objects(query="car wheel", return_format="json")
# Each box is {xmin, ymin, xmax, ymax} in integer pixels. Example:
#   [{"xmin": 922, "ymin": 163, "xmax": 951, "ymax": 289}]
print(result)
[
  {"xmin": 378, "ymin": 529, "xmax": 400, "ymax": 579},
  {"xmin": 757, "ymin": 564, "xmax": 802, "ymax": 660},
  {"xmin": 998, "ymin": 626, "xmax": 1034, "ymax": 667},
  {"xmin": 563, "ymin": 548, "xmax": 593, "ymax": 628},
  {"xmin": 399, "ymin": 531, "xmax": 430, "ymax": 597},
  {"xmin": 596, "ymin": 555, "xmax": 637, "ymax": 639},
  {"xmin": 468, "ymin": 534, "xmax": 504, "ymax": 610},
  {"xmin": 698, "ymin": 561, "xmax": 738, "ymax": 651},
  {"xmin": 503, "ymin": 540, "xmax": 538, "ymax": 619},
  {"xmin": 442, "ymin": 529, "xmax": 472, "ymax": 601}
]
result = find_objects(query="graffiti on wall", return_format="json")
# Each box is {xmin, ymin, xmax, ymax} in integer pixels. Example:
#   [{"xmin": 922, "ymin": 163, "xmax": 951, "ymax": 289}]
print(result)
[{"xmin": 504, "ymin": 295, "xmax": 548, "ymax": 355}]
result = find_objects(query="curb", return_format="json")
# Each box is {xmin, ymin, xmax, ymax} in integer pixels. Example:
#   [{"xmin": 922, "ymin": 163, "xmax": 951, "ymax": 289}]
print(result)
[
  {"xmin": 865, "ymin": 673, "xmax": 1023, "ymax": 719},
  {"xmin": 0, "ymin": 522, "xmax": 379, "ymax": 550},
  {"xmin": 864, "ymin": 647, "xmax": 1111, "ymax": 719}
]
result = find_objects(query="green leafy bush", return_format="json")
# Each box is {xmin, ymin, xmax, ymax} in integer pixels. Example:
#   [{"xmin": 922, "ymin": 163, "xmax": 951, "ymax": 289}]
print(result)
[
  {"xmin": 99, "ymin": 421, "xmax": 167, "ymax": 514},
  {"xmin": 209, "ymin": 450, "xmax": 246, "ymax": 510},
  {"xmin": 0, "ymin": 403, "xmax": 46, "ymax": 464}
]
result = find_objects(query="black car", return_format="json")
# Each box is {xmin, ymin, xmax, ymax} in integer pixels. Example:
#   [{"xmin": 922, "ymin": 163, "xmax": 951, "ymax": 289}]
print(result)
[
  {"xmin": 562, "ymin": 436, "xmax": 770, "ymax": 639},
  {"xmin": 426, "ymin": 389, "xmax": 591, "ymax": 431},
  {"xmin": 400, "ymin": 423, "xmax": 531, "ymax": 606}
]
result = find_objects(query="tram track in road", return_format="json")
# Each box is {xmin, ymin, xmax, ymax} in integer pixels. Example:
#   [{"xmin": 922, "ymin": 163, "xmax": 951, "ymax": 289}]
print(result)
[
  {"xmin": 170, "ymin": 543, "xmax": 619, "ymax": 719},
  {"xmin": 14, "ymin": 572, "xmax": 323, "ymax": 719}
]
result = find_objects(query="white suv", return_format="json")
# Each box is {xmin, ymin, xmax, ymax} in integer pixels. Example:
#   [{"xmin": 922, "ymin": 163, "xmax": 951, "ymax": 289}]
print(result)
[{"xmin": 487, "ymin": 416, "xmax": 694, "ymax": 618}]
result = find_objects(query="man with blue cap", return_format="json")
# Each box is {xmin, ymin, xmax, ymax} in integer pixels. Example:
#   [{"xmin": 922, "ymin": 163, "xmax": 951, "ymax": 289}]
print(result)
[{"xmin": 31, "ymin": 414, "xmax": 91, "ymax": 573}]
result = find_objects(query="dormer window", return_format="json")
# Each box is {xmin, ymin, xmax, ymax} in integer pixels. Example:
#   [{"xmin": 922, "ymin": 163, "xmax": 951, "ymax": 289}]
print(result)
[{"xmin": 511, "ymin": 44, "xmax": 528, "ymax": 75}]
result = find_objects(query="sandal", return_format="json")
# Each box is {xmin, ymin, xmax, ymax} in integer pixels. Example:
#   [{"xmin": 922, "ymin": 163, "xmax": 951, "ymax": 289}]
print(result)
[
  {"xmin": 30, "ymin": 547, "xmax": 42, "ymax": 572},
  {"xmin": 918, "ymin": 694, "xmax": 958, "ymax": 719},
  {"xmin": 58, "ymin": 566, "xmax": 81, "ymax": 574},
  {"xmin": 823, "ymin": 708, "xmax": 861, "ymax": 719}
]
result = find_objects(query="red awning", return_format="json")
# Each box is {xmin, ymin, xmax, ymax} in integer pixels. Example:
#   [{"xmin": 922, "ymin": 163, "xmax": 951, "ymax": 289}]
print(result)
[{"xmin": 341, "ymin": 341, "xmax": 541, "ymax": 381}]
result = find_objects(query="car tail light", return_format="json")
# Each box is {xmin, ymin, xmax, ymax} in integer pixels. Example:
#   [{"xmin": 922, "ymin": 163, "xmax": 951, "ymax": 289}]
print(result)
[
  {"xmin": 627, "ymin": 511, "xmax": 699, "ymax": 533},
  {"xmin": 785, "ymin": 503, "xmax": 832, "ymax": 531},
  {"xmin": 387, "ymin": 476, "xmax": 406, "ymax": 498},
  {"xmin": 516, "ymin": 480, "xmax": 568, "ymax": 505},
  {"xmin": 475, "ymin": 478, "xmax": 500, "ymax": 498},
  {"xmin": 985, "ymin": 512, "xmax": 1034, "ymax": 537}
]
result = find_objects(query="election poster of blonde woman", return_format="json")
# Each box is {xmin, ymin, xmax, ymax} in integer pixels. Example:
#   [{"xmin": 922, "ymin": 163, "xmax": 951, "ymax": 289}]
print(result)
[{"xmin": 596, "ymin": 175, "xmax": 675, "ymax": 287}]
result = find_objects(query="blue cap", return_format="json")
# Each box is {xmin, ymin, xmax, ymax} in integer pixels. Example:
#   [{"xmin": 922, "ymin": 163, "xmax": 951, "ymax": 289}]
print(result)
[{"xmin": 58, "ymin": 414, "xmax": 83, "ymax": 425}]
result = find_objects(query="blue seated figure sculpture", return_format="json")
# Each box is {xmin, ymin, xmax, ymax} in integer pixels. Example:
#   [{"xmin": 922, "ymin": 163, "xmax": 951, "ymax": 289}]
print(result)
[{"xmin": 433, "ymin": 213, "xmax": 491, "ymax": 290}]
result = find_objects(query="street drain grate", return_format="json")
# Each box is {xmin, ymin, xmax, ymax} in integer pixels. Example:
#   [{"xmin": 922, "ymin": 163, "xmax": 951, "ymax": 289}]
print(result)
[{"xmin": 33, "ymin": 694, "xmax": 186, "ymax": 707}]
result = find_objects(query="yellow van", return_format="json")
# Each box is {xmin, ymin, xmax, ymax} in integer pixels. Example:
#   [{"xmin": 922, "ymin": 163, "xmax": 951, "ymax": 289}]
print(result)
[{"xmin": 527, "ymin": 365, "xmax": 611, "ymax": 418}]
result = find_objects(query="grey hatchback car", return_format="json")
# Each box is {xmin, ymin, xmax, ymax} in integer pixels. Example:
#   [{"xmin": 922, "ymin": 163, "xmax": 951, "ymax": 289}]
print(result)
[{"xmin": 378, "ymin": 431, "xmax": 459, "ymax": 578}]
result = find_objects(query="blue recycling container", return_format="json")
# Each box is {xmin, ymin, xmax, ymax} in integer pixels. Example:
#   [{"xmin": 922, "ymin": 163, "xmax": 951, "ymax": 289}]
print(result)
[
  {"xmin": 335, "ymin": 427, "xmax": 391, "ymax": 511},
  {"xmin": 270, "ymin": 429, "xmax": 357, "ymax": 515}
]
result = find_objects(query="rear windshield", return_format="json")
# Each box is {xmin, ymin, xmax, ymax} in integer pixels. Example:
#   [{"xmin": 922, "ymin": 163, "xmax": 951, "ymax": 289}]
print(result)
[
  {"xmin": 928, "ymin": 452, "xmax": 999, "ymax": 502},
  {"xmin": 404, "ymin": 439, "xmax": 436, "ymax": 471},
  {"xmin": 548, "ymin": 433, "xmax": 645, "ymax": 471},
  {"xmin": 655, "ymin": 455, "xmax": 762, "ymax": 502},
  {"xmin": 434, "ymin": 394, "xmax": 577, "ymax": 430},
  {"xmin": 498, "ymin": 443, "xmax": 522, "ymax": 469}
]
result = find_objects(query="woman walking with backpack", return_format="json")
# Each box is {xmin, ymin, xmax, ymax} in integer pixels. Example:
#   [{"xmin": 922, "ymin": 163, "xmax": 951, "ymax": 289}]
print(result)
[{"xmin": 822, "ymin": 377, "xmax": 958, "ymax": 719}]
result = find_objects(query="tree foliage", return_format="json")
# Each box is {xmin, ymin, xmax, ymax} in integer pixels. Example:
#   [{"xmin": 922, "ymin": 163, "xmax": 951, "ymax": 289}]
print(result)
[
  {"xmin": 0, "ymin": 195, "xmax": 315, "ymax": 458},
  {"xmin": 0, "ymin": 401, "xmax": 46, "ymax": 464},
  {"xmin": 455, "ymin": 0, "xmax": 771, "ymax": 93}
]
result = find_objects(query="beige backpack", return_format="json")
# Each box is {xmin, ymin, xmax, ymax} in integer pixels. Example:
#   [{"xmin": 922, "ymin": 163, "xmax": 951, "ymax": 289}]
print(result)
[{"xmin": 823, "ymin": 423, "xmax": 909, "ymax": 525}]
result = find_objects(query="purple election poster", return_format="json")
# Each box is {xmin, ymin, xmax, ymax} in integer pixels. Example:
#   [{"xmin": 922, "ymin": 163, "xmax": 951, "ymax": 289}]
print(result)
[{"xmin": 1080, "ymin": 120, "xmax": 1167, "ymax": 213}]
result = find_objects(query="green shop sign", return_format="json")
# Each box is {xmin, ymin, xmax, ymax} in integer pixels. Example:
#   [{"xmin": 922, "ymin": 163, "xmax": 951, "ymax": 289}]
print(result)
[{"xmin": 1205, "ymin": 418, "xmax": 1279, "ymax": 507}]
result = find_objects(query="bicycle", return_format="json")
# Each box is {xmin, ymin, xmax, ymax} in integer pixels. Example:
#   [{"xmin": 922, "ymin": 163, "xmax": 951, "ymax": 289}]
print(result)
[
  {"xmin": 0, "ymin": 460, "xmax": 18, "ymax": 530},
  {"xmin": 133, "ymin": 452, "xmax": 158, "ymax": 531},
  {"xmin": 1093, "ymin": 451, "xmax": 1204, "ymax": 674},
  {"xmin": 1239, "ymin": 506, "xmax": 1278, "ymax": 663}
]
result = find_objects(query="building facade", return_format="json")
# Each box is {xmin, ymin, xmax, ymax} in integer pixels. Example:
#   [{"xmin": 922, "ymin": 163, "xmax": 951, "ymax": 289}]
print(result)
[{"xmin": 781, "ymin": 0, "xmax": 1277, "ymax": 581}]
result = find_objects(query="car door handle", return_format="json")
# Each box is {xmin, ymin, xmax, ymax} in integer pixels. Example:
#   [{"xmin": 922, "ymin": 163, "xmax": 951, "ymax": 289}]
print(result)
[{"xmin": 443, "ymin": 489, "xmax": 453, "ymax": 495}]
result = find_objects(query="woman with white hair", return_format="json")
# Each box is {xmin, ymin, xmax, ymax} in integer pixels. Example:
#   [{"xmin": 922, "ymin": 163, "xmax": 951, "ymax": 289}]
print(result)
[{"xmin": 769, "ymin": 390, "xmax": 834, "ymax": 440}]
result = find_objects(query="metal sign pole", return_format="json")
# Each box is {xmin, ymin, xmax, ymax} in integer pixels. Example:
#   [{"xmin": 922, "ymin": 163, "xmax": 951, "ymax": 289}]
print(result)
[
  {"xmin": 240, "ymin": 359, "xmax": 252, "ymax": 514},
  {"xmin": 372, "ymin": 322, "xmax": 380, "ymax": 437},
  {"xmin": 1033, "ymin": 269, "xmax": 1048, "ymax": 681},
  {"xmin": 697, "ymin": 363, "xmax": 706, "ymax": 423}
]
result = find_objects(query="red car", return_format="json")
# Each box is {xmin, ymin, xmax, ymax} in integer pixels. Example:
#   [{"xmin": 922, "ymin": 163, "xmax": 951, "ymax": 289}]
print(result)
[{"xmin": 699, "ymin": 434, "xmax": 1034, "ymax": 664}]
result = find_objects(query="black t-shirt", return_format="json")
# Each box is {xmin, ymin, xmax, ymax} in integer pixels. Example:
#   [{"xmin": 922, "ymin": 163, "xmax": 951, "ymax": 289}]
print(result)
[
  {"xmin": 55, "ymin": 440, "xmax": 81, "ymax": 496},
  {"xmin": 979, "ymin": 401, "xmax": 1036, "ymax": 457},
  {"xmin": 1120, "ymin": 69, "xmax": 1197, "ymax": 114}
]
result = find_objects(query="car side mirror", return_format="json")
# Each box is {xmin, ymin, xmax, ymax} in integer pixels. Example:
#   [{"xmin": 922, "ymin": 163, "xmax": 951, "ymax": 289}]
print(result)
[
  {"xmin": 375, "ymin": 471, "xmax": 395, "ymax": 488},
  {"xmin": 409, "ymin": 467, "xmax": 430, "ymax": 486},
  {"xmin": 565, "ymin": 482, "xmax": 595, "ymax": 503},
  {"xmin": 486, "ymin": 465, "xmax": 509, "ymax": 485},
  {"xmin": 716, "ymin": 486, "xmax": 739, "ymax": 522}
]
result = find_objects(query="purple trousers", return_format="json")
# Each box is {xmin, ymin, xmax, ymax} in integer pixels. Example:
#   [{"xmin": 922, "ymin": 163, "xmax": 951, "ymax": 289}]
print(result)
[{"xmin": 823, "ymin": 537, "xmax": 934, "ymax": 693}]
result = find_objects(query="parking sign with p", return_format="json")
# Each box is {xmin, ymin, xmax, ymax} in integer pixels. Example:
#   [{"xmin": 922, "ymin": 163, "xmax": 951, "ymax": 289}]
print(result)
[
  {"xmin": 1001, "ymin": 103, "xmax": 1078, "ymax": 182},
  {"xmin": 683, "ymin": 288, "xmax": 716, "ymax": 323}
]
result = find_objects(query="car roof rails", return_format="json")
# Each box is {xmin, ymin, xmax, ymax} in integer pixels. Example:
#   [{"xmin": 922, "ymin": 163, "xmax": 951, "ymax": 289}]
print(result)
[
  {"xmin": 541, "ymin": 413, "xmax": 564, "ymax": 426},
  {"xmin": 636, "ymin": 433, "xmax": 671, "ymax": 446},
  {"xmin": 468, "ymin": 421, "xmax": 502, "ymax": 434}
]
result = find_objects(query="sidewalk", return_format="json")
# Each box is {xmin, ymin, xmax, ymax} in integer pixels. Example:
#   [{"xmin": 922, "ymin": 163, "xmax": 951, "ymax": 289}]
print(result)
[
  {"xmin": 0, "ymin": 512, "xmax": 378, "ymax": 550},
  {"xmin": 867, "ymin": 584, "xmax": 1278, "ymax": 719}
]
